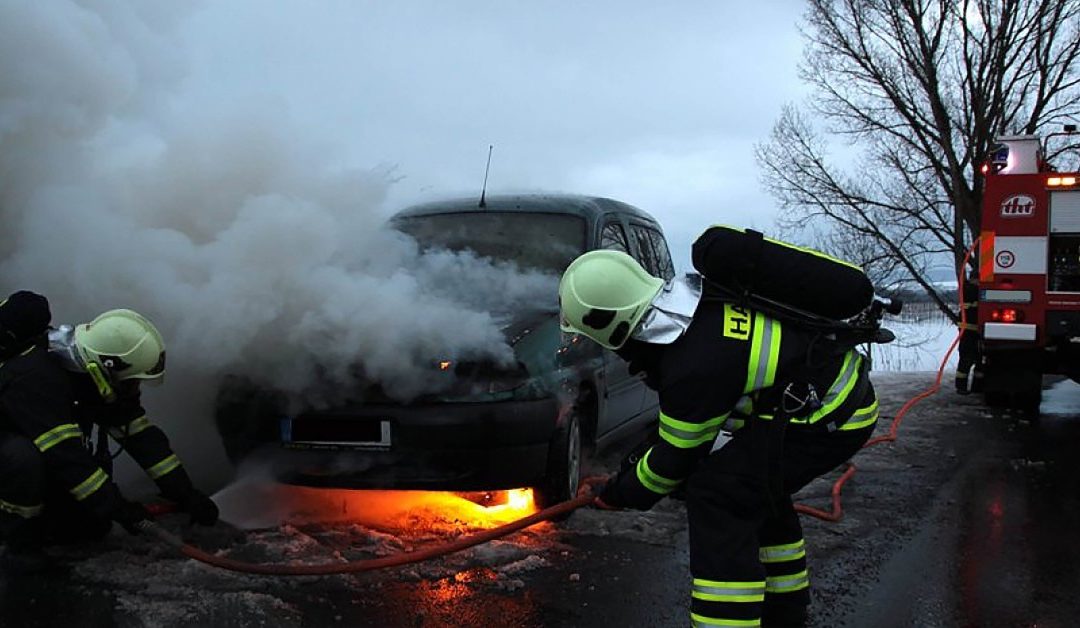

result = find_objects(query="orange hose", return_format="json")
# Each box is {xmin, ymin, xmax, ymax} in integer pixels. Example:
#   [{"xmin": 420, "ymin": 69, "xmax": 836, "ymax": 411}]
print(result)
[
  {"xmin": 794, "ymin": 238, "xmax": 979, "ymax": 522},
  {"xmin": 142, "ymin": 491, "xmax": 596, "ymax": 576}
]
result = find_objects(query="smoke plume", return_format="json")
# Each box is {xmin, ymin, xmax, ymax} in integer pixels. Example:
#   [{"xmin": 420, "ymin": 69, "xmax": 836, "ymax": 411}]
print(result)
[{"xmin": 0, "ymin": 2, "xmax": 556, "ymax": 490}]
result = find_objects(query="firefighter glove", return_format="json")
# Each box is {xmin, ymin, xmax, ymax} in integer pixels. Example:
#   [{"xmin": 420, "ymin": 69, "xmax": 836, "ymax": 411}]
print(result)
[
  {"xmin": 182, "ymin": 491, "xmax": 219, "ymax": 526},
  {"xmin": 113, "ymin": 500, "xmax": 153, "ymax": 535}
]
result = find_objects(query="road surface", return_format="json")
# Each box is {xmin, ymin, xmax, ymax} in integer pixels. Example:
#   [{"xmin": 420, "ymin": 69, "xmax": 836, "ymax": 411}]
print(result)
[{"xmin": 3, "ymin": 372, "xmax": 1079, "ymax": 627}]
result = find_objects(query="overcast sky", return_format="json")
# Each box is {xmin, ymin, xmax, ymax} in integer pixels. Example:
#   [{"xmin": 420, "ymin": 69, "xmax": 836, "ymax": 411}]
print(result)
[{"xmin": 179, "ymin": 1, "xmax": 809, "ymax": 268}]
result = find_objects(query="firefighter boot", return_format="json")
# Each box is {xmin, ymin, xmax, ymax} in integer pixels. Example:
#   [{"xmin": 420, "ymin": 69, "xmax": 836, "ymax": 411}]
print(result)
[
  {"xmin": 0, "ymin": 518, "xmax": 56, "ymax": 576},
  {"xmin": 761, "ymin": 603, "xmax": 808, "ymax": 627}
]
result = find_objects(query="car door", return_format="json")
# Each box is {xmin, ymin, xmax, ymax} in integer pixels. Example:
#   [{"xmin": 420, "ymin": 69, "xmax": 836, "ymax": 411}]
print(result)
[
  {"xmin": 594, "ymin": 216, "xmax": 648, "ymax": 437},
  {"xmin": 626, "ymin": 223, "xmax": 675, "ymax": 417}
]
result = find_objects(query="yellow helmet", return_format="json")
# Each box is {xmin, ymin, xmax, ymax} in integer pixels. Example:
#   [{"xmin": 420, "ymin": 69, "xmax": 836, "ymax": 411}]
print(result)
[
  {"xmin": 74, "ymin": 309, "xmax": 166, "ymax": 383},
  {"xmin": 559, "ymin": 250, "xmax": 664, "ymax": 350}
]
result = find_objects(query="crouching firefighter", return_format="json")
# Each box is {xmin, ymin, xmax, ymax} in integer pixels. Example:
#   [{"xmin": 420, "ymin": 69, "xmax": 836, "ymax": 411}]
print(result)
[
  {"xmin": 559, "ymin": 227, "xmax": 884, "ymax": 627},
  {"xmin": 0, "ymin": 291, "xmax": 218, "ymax": 572}
]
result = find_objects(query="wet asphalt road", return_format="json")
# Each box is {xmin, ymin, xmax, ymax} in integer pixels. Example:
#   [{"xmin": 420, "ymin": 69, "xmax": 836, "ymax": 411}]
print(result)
[{"xmin": 4, "ymin": 372, "xmax": 1080, "ymax": 627}]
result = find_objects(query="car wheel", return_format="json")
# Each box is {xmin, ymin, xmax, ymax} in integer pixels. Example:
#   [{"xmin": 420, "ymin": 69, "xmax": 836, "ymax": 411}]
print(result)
[{"xmin": 535, "ymin": 409, "xmax": 582, "ymax": 511}]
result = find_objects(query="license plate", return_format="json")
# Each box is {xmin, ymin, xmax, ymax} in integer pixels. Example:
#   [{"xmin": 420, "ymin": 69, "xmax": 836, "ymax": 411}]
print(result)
[{"xmin": 281, "ymin": 417, "xmax": 392, "ymax": 449}]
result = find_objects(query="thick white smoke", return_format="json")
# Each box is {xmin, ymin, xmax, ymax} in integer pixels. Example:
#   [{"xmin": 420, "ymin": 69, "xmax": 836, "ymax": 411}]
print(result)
[{"xmin": 0, "ymin": 2, "xmax": 557, "ymax": 490}]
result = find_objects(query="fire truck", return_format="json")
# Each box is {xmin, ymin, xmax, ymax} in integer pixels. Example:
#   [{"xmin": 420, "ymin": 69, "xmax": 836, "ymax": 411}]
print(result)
[{"xmin": 977, "ymin": 130, "xmax": 1080, "ymax": 411}]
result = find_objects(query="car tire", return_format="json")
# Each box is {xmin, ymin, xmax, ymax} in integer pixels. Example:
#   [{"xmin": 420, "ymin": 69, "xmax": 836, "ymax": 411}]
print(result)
[{"xmin": 535, "ymin": 408, "xmax": 582, "ymax": 512}]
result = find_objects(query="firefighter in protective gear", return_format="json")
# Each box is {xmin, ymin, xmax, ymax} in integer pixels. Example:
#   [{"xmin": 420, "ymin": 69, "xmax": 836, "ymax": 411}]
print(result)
[
  {"xmin": 0, "ymin": 293, "xmax": 218, "ymax": 572},
  {"xmin": 560, "ymin": 245, "xmax": 878, "ymax": 627},
  {"xmin": 955, "ymin": 274, "xmax": 983, "ymax": 395}
]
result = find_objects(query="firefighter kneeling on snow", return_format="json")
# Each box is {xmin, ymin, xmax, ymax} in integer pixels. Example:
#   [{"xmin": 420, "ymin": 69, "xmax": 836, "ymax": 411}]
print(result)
[
  {"xmin": 560, "ymin": 227, "xmax": 880, "ymax": 627},
  {"xmin": 0, "ymin": 291, "xmax": 218, "ymax": 573}
]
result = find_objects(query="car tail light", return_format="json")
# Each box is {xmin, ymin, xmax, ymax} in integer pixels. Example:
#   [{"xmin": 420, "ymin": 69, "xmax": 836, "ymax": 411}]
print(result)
[{"xmin": 990, "ymin": 308, "xmax": 1024, "ymax": 323}]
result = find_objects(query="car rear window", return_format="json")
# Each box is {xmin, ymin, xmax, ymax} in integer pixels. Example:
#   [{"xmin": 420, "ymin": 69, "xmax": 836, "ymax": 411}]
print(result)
[{"xmin": 393, "ymin": 212, "xmax": 587, "ymax": 273}]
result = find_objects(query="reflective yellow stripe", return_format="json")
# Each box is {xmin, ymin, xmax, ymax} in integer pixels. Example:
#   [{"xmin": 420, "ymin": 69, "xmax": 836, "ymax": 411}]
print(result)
[
  {"xmin": 109, "ymin": 415, "xmax": 153, "ymax": 440},
  {"xmin": 33, "ymin": 423, "xmax": 83, "ymax": 452},
  {"xmin": 70, "ymin": 468, "xmax": 108, "ymax": 501},
  {"xmin": 839, "ymin": 398, "xmax": 879, "ymax": 431},
  {"xmin": 0, "ymin": 499, "xmax": 43, "ymax": 519},
  {"xmin": 766, "ymin": 569, "xmax": 810, "ymax": 593},
  {"xmin": 743, "ymin": 313, "xmax": 781, "ymax": 394},
  {"xmin": 759, "ymin": 539, "xmax": 806, "ymax": 563},
  {"xmin": 635, "ymin": 449, "xmax": 681, "ymax": 495},
  {"xmin": 690, "ymin": 613, "xmax": 761, "ymax": 627},
  {"xmin": 658, "ymin": 412, "xmax": 727, "ymax": 448},
  {"xmin": 146, "ymin": 454, "xmax": 181, "ymax": 480}
]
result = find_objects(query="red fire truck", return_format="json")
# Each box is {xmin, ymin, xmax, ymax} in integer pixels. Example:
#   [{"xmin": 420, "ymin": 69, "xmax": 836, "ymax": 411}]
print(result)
[{"xmin": 977, "ymin": 130, "xmax": 1080, "ymax": 411}]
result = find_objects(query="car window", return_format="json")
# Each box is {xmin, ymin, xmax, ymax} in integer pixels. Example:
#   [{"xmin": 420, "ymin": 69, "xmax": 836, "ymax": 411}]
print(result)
[
  {"xmin": 646, "ymin": 228, "xmax": 675, "ymax": 280},
  {"xmin": 630, "ymin": 225, "xmax": 659, "ymax": 276},
  {"xmin": 392, "ymin": 212, "xmax": 586, "ymax": 273},
  {"xmin": 599, "ymin": 220, "xmax": 630, "ymax": 253}
]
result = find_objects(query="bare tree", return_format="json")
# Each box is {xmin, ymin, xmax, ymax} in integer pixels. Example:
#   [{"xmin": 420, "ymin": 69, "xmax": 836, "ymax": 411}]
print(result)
[{"xmin": 757, "ymin": 0, "xmax": 1080, "ymax": 320}]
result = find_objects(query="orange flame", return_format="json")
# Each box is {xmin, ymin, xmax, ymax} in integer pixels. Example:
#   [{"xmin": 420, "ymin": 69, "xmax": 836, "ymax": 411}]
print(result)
[{"xmin": 254, "ymin": 486, "xmax": 541, "ymax": 534}]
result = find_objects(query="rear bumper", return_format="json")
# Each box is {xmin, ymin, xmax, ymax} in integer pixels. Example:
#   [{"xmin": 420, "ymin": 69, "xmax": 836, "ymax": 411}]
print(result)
[{"xmin": 267, "ymin": 397, "xmax": 561, "ymax": 491}]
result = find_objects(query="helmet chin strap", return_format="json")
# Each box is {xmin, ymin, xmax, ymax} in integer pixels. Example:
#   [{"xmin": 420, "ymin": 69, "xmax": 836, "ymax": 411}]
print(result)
[{"xmin": 632, "ymin": 276, "xmax": 701, "ymax": 345}]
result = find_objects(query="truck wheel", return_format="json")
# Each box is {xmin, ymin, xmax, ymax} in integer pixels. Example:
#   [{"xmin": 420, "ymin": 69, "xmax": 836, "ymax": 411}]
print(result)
[{"xmin": 535, "ymin": 409, "xmax": 582, "ymax": 512}]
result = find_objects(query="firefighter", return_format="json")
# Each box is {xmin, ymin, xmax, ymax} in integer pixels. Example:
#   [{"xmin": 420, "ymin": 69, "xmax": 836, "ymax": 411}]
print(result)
[
  {"xmin": 955, "ymin": 272, "xmax": 983, "ymax": 394},
  {"xmin": 0, "ymin": 291, "xmax": 218, "ymax": 572},
  {"xmin": 560, "ymin": 250, "xmax": 878, "ymax": 627}
]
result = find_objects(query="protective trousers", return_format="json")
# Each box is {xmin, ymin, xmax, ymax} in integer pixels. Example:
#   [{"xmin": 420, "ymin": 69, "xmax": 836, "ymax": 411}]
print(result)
[
  {"xmin": 0, "ymin": 432, "xmax": 111, "ymax": 547},
  {"xmin": 684, "ymin": 390, "xmax": 876, "ymax": 627}
]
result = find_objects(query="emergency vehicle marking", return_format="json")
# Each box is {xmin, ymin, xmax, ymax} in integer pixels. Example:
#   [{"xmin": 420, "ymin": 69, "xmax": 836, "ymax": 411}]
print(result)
[
  {"xmin": 992, "ymin": 236, "xmax": 1047, "ymax": 274},
  {"xmin": 1000, "ymin": 194, "xmax": 1035, "ymax": 218},
  {"xmin": 722, "ymin": 304, "xmax": 751, "ymax": 340}
]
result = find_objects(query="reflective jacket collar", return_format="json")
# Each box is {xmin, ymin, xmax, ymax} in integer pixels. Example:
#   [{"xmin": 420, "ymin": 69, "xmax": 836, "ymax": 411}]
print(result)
[{"xmin": 632, "ymin": 276, "xmax": 701, "ymax": 345}]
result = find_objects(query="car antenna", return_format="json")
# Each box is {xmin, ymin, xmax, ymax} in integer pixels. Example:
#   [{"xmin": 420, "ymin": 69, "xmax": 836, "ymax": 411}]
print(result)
[{"xmin": 478, "ymin": 144, "xmax": 493, "ymax": 208}]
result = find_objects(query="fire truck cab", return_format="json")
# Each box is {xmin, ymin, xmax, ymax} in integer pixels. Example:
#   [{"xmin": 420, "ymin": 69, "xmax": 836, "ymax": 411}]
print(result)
[{"xmin": 978, "ymin": 133, "xmax": 1080, "ymax": 411}]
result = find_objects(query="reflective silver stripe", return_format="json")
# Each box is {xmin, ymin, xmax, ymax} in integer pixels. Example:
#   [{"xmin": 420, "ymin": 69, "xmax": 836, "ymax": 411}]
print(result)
[
  {"xmin": 659, "ymin": 412, "xmax": 727, "ymax": 448},
  {"xmin": 759, "ymin": 539, "xmax": 806, "ymax": 563},
  {"xmin": 692, "ymin": 579, "xmax": 765, "ymax": 603},
  {"xmin": 839, "ymin": 398, "xmax": 879, "ymax": 431},
  {"xmin": 108, "ymin": 415, "xmax": 153, "ymax": 440},
  {"xmin": 792, "ymin": 351, "xmax": 863, "ymax": 426},
  {"xmin": 33, "ymin": 423, "xmax": 83, "ymax": 452},
  {"xmin": 0, "ymin": 499, "xmax": 43, "ymax": 519},
  {"xmin": 743, "ymin": 314, "xmax": 781, "ymax": 393},
  {"xmin": 765, "ymin": 569, "xmax": 810, "ymax": 593},
  {"xmin": 70, "ymin": 468, "xmax": 108, "ymax": 501},
  {"xmin": 146, "ymin": 454, "xmax": 181, "ymax": 480}
]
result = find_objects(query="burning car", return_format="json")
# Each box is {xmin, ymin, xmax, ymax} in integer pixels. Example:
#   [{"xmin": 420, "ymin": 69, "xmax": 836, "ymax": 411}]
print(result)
[{"xmin": 214, "ymin": 194, "xmax": 676, "ymax": 507}]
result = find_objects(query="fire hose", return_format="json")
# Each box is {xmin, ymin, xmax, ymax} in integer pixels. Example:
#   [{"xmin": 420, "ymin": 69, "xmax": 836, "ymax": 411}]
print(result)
[
  {"xmin": 137, "ymin": 490, "xmax": 596, "ymax": 576},
  {"xmin": 794, "ymin": 238, "xmax": 979, "ymax": 522}
]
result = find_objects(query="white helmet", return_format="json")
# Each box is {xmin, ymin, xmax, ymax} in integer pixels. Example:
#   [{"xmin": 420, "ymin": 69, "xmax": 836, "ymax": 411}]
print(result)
[{"xmin": 559, "ymin": 250, "xmax": 664, "ymax": 350}]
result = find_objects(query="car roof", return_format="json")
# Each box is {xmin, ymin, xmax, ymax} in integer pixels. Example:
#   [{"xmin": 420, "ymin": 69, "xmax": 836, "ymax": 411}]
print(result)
[{"xmin": 389, "ymin": 193, "xmax": 660, "ymax": 225}]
